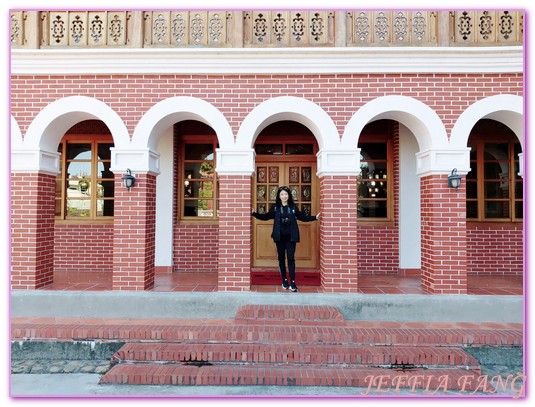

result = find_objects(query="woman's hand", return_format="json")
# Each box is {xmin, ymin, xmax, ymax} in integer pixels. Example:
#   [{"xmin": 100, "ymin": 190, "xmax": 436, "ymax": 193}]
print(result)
[{"xmin": 316, "ymin": 212, "xmax": 321, "ymax": 220}]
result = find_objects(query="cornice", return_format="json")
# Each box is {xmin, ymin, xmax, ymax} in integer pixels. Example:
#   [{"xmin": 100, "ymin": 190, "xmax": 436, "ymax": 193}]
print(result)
[{"xmin": 11, "ymin": 46, "xmax": 523, "ymax": 75}]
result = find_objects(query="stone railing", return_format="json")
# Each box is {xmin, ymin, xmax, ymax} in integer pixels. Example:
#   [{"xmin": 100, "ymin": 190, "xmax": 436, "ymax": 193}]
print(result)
[{"xmin": 11, "ymin": 10, "xmax": 523, "ymax": 49}]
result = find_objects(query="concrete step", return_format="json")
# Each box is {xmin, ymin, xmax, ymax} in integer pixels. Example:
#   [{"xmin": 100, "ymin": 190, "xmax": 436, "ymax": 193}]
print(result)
[
  {"xmin": 112, "ymin": 342, "xmax": 481, "ymax": 370},
  {"xmin": 99, "ymin": 363, "xmax": 483, "ymax": 390}
]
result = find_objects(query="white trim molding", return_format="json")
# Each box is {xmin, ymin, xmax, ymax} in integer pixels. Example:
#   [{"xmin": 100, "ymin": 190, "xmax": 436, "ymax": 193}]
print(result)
[
  {"xmin": 215, "ymin": 149, "xmax": 256, "ymax": 176},
  {"xmin": 11, "ymin": 46, "xmax": 524, "ymax": 75},
  {"xmin": 317, "ymin": 149, "xmax": 361, "ymax": 177},
  {"xmin": 11, "ymin": 148, "xmax": 60, "ymax": 176},
  {"xmin": 110, "ymin": 148, "xmax": 161, "ymax": 175},
  {"xmin": 416, "ymin": 148, "xmax": 471, "ymax": 177}
]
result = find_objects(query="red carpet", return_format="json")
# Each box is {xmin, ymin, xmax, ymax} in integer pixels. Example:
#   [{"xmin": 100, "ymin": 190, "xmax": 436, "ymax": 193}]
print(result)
[{"xmin": 251, "ymin": 269, "xmax": 321, "ymax": 286}]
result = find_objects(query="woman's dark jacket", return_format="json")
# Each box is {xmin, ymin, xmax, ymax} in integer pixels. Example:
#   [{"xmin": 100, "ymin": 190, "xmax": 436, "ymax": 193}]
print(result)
[{"xmin": 252, "ymin": 204, "xmax": 317, "ymax": 243}]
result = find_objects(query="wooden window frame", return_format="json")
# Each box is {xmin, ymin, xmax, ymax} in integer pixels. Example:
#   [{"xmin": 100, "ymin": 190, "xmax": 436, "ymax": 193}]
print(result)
[
  {"xmin": 467, "ymin": 136, "xmax": 522, "ymax": 222},
  {"xmin": 178, "ymin": 135, "xmax": 219, "ymax": 222},
  {"xmin": 55, "ymin": 134, "xmax": 114, "ymax": 224},
  {"xmin": 357, "ymin": 136, "xmax": 394, "ymax": 222}
]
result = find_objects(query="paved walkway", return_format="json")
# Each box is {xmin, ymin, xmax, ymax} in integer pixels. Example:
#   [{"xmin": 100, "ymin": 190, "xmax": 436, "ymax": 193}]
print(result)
[{"xmin": 11, "ymin": 369, "xmax": 524, "ymax": 398}]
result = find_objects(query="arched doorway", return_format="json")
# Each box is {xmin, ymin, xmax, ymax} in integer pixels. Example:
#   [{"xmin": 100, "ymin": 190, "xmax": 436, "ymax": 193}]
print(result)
[{"xmin": 252, "ymin": 121, "xmax": 320, "ymax": 284}]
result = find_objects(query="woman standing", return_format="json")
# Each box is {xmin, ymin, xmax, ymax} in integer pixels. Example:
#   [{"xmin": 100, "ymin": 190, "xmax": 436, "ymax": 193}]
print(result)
[{"xmin": 252, "ymin": 186, "xmax": 320, "ymax": 292}]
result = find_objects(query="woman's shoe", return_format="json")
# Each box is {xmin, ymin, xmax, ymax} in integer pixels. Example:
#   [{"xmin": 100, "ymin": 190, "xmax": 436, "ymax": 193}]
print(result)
[
  {"xmin": 290, "ymin": 281, "xmax": 298, "ymax": 292},
  {"xmin": 282, "ymin": 279, "xmax": 289, "ymax": 290}
]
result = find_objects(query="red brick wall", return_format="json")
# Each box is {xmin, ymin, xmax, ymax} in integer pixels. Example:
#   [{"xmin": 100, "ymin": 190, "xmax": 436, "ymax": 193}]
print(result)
[
  {"xmin": 217, "ymin": 175, "xmax": 253, "ymax": 291},
  {"xmin": 10, "ymin": 73, "xmax": 524, "ymax": 290},
  {"xmin": 11, "ymin": 73, "xmax": 523, "ymax": 142},
  {"xmin": 174, "ymin": 224, "xmax": 219, "ymax": 271},
  {"xmin": 112, "ymin": 173, "xmax": 156, "ymax": 290},
  {"xmin": 467, "ymin": 224, "xmax": 523, "ymax": 275},
  {"xmin": 54, "ymin": 224, "xmax": 113, "ymax": 272},
  {"xmin": 357, "ymin": 224, "xmax": 399, "ymax": 274},
  {"xmin": 420, "ymin": 175, "xmax": 467, "ymax": 294},
  {"xmin": 320, "ymin": 176, "xmax": 359, "ymax": 292},
  {"xmin": 11, "ymin": 173, "xmax": 55, "ymax": 289}
]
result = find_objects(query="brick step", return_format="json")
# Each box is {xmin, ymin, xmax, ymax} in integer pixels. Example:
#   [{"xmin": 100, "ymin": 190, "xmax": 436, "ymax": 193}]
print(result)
[
  {"xmin": 234, "ymin": 304, "xmax": 346, "ymax": 325},
  {"xmin": 99, "ymin": 363, "xmax": 483, "ymax": 390},
  {"xmin": 11, "ymin": 323, "xmax": 523, "ymax": 347},
  {"xmin": 112, "ymin": 342, "xmax": 481, "ymax": 370}
]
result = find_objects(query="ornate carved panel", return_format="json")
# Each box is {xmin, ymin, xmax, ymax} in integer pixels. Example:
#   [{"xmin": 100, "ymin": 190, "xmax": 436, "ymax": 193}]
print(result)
[
  {"xmin": 143, "ymin": 11, "xmax": 230, "ymax": 46},
  {"xmin": 453, "ymin": 10, "xmax": 523, "ymax": 44},
  {"xmin": 41, "ymin": 11, "xmax": 128, "ymax": 46},
  {"xmin": 245, "ymin": 11, "xmax": 333, "ymax": 47},
  {"xmin": 68, "ymin": 13, "xmax": 87, "ymax": 46},
  {"xmin": 347, "ymin": 11, "xmax": 437, "ymax": 46},
  {"xmin": 11, "ymin": 12, "xmax": 24, "ymax": 46},
  {"xmin": 107, "ymin": 12, "xmax": 127, "ymax": 45},
  {"xmin": 88, "ymin": 12, "xmax": 108, "ymax": 46}
]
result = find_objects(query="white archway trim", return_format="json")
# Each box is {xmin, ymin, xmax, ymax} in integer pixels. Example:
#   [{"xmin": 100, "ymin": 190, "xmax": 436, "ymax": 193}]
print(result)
[
  {"xmin": 341, "ymin": 95, "xmax": 448, "ymax": 151},
  {"xmin": 14, "ymin": 97, "xmax": 129, "ymax": 175},
  {"xmin": 126, "ymin": 97, "xmax": 234, "ymax": 174},
  {"xmin": 132, "ymin": 97, "xmax": 234, "ymax": 151},
  {"xmin": 450, "ymin": 94, "xmax": 524, "ymax": 149},
  {"xmin": 236, "ymin": 96, "xmax": 339, "ymax": 150},
  {"xmin": 11, "ymin": 115, "xmax": 23, "ymax": 148},
  {"xmin": 235, "ymin": 96, "xmax": 344, "ymax": 175},
  {"xmin": 12, "ymin": 114, "xmax": 61, "ymax": 175},
  {"xmin": 450, "ymin": 94, "xmax": 524, "ymax": 177},
  {"xmin": 24, "ymin": 96, "xmax": 130, "ymax": 151},
  {"xmin": 450, "ymin": 95, "xmax": 524, "ymax": 151},
  {"xmin": 341, "ymin": 95, "xmax": 466, "ymax": 177}
]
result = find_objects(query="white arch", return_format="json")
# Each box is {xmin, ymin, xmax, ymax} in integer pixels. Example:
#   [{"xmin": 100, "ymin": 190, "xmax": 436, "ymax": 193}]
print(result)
[
  {"xmin": 450, "ymin": 94, "xmax": 524, "ymax": 150},
  {"xmin": 24, "ymin": 96, "xmax": 130, "ymax": 151},
  {"xmin": 235, "ymin": 96, "xmax": 340, "ymax": 150},
  {"xmin": 132, "ymin": 97, "xmax": 234, "ymax": 151},
  {"xmin": 341, "ymin": 95, "xmax": 448, "ymax": 151},
  {"xmin": 11, "ymin": 115, "xmax": 23, "ymax": 149}
]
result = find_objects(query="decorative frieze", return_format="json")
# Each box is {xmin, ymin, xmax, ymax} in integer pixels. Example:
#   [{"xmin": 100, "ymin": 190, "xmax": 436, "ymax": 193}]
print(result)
[{"xmin": 11, "ymin": 10, "xmax": 523, "ymax": 48}]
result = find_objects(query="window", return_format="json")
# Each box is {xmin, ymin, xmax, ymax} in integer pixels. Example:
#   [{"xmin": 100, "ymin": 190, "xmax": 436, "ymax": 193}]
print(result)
[
  {"xmin": 56, "ymin": 136, "xmax": 114, "ymax": 220},
  {"xmin": 357, "ymin": 140, "xmax": 392, "ymax": 220},
  {"xmin": 467, "ymin": 137, "xmax": 523, "ymax": 222},
  {"xmin": 180, "ymin": 137, "xmax": 219, "ymax": 218}
]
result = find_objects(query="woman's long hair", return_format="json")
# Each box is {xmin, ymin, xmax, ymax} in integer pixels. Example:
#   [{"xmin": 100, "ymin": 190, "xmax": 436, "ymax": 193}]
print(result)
[{"xmin": 275, "ymin": 186, "xmax": 295, "ymax": 207}]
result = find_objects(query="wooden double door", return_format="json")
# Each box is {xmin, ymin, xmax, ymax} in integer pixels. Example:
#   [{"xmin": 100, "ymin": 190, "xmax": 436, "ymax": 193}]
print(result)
[{"xmin": 253, "ymin": 161, "xmax": 319, "ymax": 269}]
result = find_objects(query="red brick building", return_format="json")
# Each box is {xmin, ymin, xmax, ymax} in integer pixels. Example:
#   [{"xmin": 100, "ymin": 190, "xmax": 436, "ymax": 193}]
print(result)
[{"xmin": 10, "ymin": 10, "xmax": 524, "ymax": 294}]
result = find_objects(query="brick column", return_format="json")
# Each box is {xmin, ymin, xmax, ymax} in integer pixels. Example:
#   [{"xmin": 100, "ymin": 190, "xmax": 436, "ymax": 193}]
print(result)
[
  {"xmin": 11, "ymin": 173, "xmax": 55, "ymax": 289},
  {"xmin": 112, "ymin": 173, "xmax": 156, "ymax": 290},
  {"xmin": 320, "ymin": 175, "xmax": 359, "ymax": 293},
  {"xmin": 217, "ymin": 175, "xmax": 252, "ymax": 291},
  {"xmin": 420, "ymin": 175, "xmax": 467, "ymax": 294}
]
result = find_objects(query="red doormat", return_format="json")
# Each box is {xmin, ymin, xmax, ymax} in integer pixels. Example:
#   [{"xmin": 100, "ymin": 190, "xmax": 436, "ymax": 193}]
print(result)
[{"xmin": 251, "ymin": 269, "xmax": 321, "ymax": 286}]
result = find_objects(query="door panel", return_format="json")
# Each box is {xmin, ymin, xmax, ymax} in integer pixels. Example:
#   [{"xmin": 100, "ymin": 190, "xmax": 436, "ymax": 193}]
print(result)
[{"xmin": 253, "ymin": 162, "xmax": 318, "ymax": 268}]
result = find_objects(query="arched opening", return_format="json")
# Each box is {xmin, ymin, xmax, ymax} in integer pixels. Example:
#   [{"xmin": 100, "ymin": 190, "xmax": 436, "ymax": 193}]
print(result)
[
  {"xmin": 171, "ymin": 120, "xmax": 220, "ymax": 280},
  {"xmin": 54, "ymin": 119, "xmax": 115, "ymax": 289},
  {"xmin": 251, "ymin": 121, "xmax": 321, "ymax": 289},
  {"xmin": 466, "ymin": 119, "xmax": 523, "ymax": 280}
]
